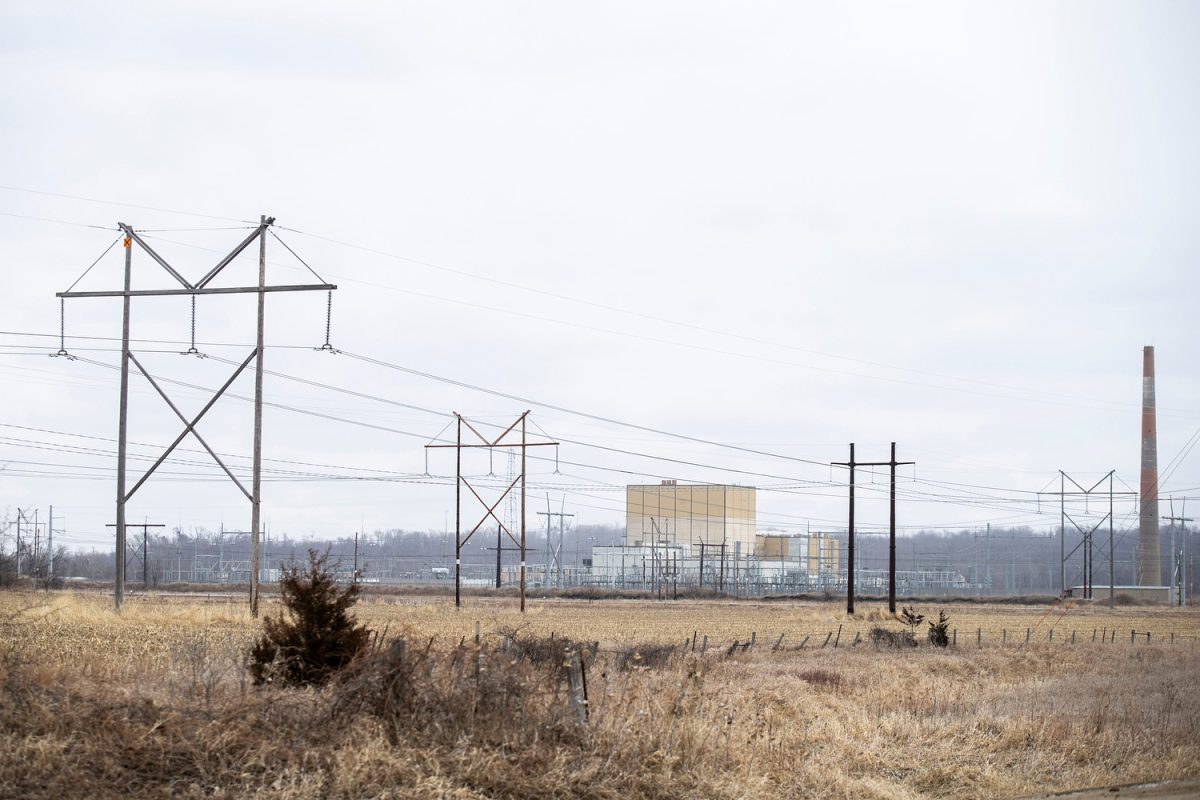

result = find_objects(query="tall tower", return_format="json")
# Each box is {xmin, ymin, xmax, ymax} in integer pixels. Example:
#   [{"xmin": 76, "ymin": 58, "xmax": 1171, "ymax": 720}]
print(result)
[{"xmin": 1138, "ymin": 346, "xmax": 1160, "ymax": 585}]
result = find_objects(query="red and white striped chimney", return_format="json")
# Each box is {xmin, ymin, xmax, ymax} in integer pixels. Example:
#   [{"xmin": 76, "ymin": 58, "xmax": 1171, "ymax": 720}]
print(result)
[{"xmin": 1137, "ymin": 346, "xmax": 1160, "ymax": 585}]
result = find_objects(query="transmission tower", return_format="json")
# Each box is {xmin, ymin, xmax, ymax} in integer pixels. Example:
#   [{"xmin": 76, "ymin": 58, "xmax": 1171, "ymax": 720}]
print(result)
[
  {"xmin": 425, "ymin": 412, "xmax": 557, "ymax": 611},
  {"xmin": 57, "ymin": 217, "xmax": 336, "ymax": 614}
]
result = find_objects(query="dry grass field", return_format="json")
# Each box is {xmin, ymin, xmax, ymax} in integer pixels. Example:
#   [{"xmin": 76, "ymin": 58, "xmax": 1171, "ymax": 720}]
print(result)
[{"xmin": 2, "ymin": 590, "xmax": 1198, "ymax": 799}]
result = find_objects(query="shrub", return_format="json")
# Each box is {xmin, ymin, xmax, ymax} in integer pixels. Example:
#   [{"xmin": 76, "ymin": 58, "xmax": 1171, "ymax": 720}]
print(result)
[
  {"xmin": 615, "ymin": 642, "xmax": 677, "ymax": 670},
  {"xmin": 497, "ymin": 626, "xmax": 593, "ymax": 673},
  {"xmin": 869, "ymin": 626, "xmax": 916, "ymax": 648},
  {"xmin": 249, "ymin": 548, "xmax": 370, "ymax": 687},
  {"xmin": 928, "ymin": 610, "xmax": 951, "ymax": 647},
  {"xmin": 899, "ymin": 605, "xmax": 924, "ymax": 635},
  {"xmin": 334, "ymin": 636, "xmax": 584, "ymax": 747}
]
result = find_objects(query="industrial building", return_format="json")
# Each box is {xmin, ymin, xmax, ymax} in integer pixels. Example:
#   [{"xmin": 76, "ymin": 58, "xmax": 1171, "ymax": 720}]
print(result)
[
  {"xmin": 754, "ymin": 532, "xmax": 840, "ymax": 576},
  {"xmin": 625, "ymin": 481, "xmax": 756, "ymax": 555}
]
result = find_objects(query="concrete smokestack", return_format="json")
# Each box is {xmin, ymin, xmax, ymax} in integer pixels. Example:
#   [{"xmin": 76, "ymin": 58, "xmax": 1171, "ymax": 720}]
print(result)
[{"xmin": 1138, "ymin": 346, "xmax": 1160, "ymax": 585}]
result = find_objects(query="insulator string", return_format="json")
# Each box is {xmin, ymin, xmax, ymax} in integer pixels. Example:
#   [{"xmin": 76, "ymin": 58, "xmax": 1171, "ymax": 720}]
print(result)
[
  {"xmin": 317, "ymin": 288, "xmax": 336, "ymax": 352},
  {"xmin": 54, "ymin": 298, "xmax": 72, "ymax": 358},
  {"xmin": 183, "ymin": 294, "xmax": 201, "ymax": 356}
]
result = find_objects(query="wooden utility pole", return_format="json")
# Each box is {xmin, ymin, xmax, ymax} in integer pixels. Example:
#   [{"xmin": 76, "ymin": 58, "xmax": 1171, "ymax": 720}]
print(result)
[
  {"xmin": 834, "ymin": 443, "xmax": 913, "ymax": 615},
  {"xmin": 47, "ymin": 505, "xmax": 54, "ymax": 587},
  {"xmin": 353, "ymin": 530, "xmax": 360, "ymax": 586},
  {"xmin": 249, "ymin": 214, "xmax": 267, "ymax": 617},
  {"xmin": 115, "ymin": 232, "xmax": 132, "ymax": 610}
]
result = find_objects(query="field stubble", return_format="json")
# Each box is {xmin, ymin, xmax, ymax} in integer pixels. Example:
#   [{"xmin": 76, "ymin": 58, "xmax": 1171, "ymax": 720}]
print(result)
[{"xmin": 1, "ymin": 591, "xmax": 1198, "ymax": 799}]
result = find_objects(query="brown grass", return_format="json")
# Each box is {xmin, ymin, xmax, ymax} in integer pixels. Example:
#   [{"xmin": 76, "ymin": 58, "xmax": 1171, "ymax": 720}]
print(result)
[{"xmin": 1, "ymin": 590, "xmax": 1198, "ymax": 799}]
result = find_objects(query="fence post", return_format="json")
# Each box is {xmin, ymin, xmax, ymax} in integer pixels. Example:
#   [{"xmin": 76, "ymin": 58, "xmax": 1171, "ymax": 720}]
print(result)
[
  {"xmin": 565, "ymin": 649, "xmax": 587, "ymax": 724},
  {"xmin": 800, "ymin": 635, "xmax": 810, "ymax": 649},
  {"xmin": 822, "ymin": 631, "xmax": 833, "ymax": 648},
  {"xmin": 977, "ymin": 628, "xmax": 981, "ymax": 648},
  {"xmin": 774, "ymin": 633, "xmax": 785, "ymax": 651},
  {"xmin": 852, "ymin": 631, "xmax": 861, "ymax": 646},
  {"xmin": 1131, "ymin": 629, "xmax": 1136, "ymax": 644},
  {"xmin": 1002, "ymin": 628, "xmax": 1007, "ymax": 644},
  {"xmin": 1025, "ymin": 627, "xmax": 1031, "ymax": 644},
  {"xmin": 692, "ymin": 630, "xmax": 698, "ymax": 653},
  {"xmin": 1049, "ymin": 628, "xmax": 1054, "ymax": 643},
  {"xmin": 1071, "ymin": 630, "xmax": 1076, "ymax": 644},
  {"xmin": 952, "ymin": 628, "xmax": 957, "ymax": 646},
  {"xmin": 1092, "ymin": 628, "xmax": 1096, "ymax": 643},
  {"xmin": 474, "ymin": 621, "xmax": 480, "ymax": 645},
  {"xmin": 750, "ymin": 631, "xmax": 756, "ymax": 649},
  {"xmin": 701, "ymin": 635, "xmax": 709, "ymax": 655},
  {"xmin": 833, "ymin": 624, "xmax": 842, "ymax": 648}
]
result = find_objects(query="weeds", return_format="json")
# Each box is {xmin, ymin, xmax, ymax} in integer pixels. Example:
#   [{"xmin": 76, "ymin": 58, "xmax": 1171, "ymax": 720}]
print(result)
[{"xmin": 2, "ymin": 591, "xmax": 1198, "ymax": 799}]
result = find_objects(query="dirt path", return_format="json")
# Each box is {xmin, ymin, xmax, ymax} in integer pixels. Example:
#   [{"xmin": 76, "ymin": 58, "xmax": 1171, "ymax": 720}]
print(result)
[{"xmin": 1019, "ymin": 780, "xmax": 1200, "ymax": 799}]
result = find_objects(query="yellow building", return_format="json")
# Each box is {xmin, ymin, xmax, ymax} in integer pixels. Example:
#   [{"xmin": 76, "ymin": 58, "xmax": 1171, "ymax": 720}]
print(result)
[
  {"xmin": 625, "ymin": 481, "xmax": 756, "ymax": 555},
  {"xmin": 755, "ymin": 533, "xmax": 839, "ymax": 576}
]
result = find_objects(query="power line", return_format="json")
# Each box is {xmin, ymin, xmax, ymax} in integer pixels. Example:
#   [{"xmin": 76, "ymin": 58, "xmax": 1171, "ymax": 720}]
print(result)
[
  {"xmin": 6, "ymin": 200, "xmax": 1190, "ymax": 418},
  {"xmin": 0, "ymin": 185, "xmax": 252, "ymax": 223}
]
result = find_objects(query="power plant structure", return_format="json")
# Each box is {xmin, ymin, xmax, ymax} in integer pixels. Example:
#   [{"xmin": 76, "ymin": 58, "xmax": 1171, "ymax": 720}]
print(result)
[
  {"xmin": 580, "ymin": 480, "xmax": 971, "ymax": 595},
  {"xmin": 624, "ymin": 481, "xmax": 756, "ymax": 553},
  {"xmin": 1138, "ymin": 346, "xmax": 1161, "ymax": 585}
]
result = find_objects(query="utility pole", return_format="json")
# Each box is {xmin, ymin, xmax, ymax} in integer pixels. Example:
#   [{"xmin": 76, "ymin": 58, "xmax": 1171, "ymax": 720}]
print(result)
[
  {"xmin": 718, "ymin": 541, "xmax": 725, "ymax": 593},
  {"xmin": 486, "ymin": 526, "xmax": 525, "ymax": 589},
  {"xmin": 116, "ymin": 230, "xmax": 131, "ymax": 609},
  {"xmin": 250, "ymin": 214, "xmax": 267, "ymax": 617},
  {"xmin": 1059, "ymin": 471, "xmax": 1065, "ymax": 594},
  {"xmin": 985, "ymin": 522, "xmax": 991, "ymax": 596},
  {"xmin": 353, "ymin": 530, "xmax": 360, "ymax": 586},
  {"xmin": 32, "ymin": 509, "xmax": 40, "ymax": 588},
  {"xmin": 536, "ymin": 498, "xmax": 574, "ymax": 588},
  {"xmin": 15, "ymin": 509, "xmax": 22, "ymax": 578},
  {"xmin": 57, "ymin": 217, "xmax": 335, "ymax": 614},
  {"xmin": 833, "ymin": 443, "xmax": 913, "ymax": 615},
  {"xmin": 1163, "ymin": 499, "xmax": 1192, "ymax": 608},
  {"xmin": 106, "ymin": 522, "xmax": 164, "ymax": 588},
  {"xmin": 836, "ymin": 443, "xmax": 856, "ymax": 615},
  {"xmin": 47, "ymin": 505, "xmax": 54, "ymax": 587}
]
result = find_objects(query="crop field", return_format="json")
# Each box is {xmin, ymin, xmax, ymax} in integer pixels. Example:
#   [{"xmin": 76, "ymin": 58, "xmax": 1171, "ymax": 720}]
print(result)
[{"xmin": 2, "ymin": 590, "xmax": 1199, "ymax": 799}]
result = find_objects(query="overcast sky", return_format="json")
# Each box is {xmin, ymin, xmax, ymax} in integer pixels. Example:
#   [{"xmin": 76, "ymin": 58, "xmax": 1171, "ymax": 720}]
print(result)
[{"xmin": 1, "ymin": 2, "xmax": 1197, "ymax": 551}]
